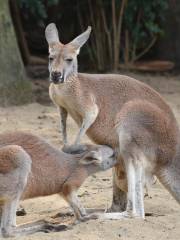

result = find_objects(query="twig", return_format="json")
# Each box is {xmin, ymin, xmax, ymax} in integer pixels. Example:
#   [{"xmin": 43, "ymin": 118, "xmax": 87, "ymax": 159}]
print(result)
[
  {"xmin": 132, "ymin": 36, "xmax": 157, "ymax": 62},
  {"xmin": 124, "ymin": 29, "xmax": 129, "ymax": 66},
  {"xmin": 112, "ymin": 0, "xmax": 117, "ymax": 70},
  {"xmin": 88, "ymin": 0, "xmax": 102, "ymax": 69},
  {"xmin": 99, "ymin": 0, "xmax": 112, "ymax": 65}
]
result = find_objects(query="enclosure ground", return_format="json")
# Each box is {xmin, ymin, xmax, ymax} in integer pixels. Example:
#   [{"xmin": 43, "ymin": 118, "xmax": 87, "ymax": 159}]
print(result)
[{"xmin": 1, "ymin": 72, "xmax": 180, "ymax": 240}]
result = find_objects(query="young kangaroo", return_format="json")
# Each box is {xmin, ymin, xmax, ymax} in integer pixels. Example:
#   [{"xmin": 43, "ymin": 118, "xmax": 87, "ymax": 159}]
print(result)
[
  {"xmin": 0, "ymin": 131, "xmax": 116, "ymax": 237},
  {"xmin": 45, "ymin": 23, "xmax": 179, "ymax": 213},
  {"xmin": 95, "ymin": 101, "xmax": 180, "ymax": 220}
]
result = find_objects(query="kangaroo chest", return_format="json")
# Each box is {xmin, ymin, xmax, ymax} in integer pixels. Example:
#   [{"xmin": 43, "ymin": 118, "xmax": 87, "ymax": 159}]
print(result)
[{"xmin": 49, "ymin": 84, "xmax": 83, "ymax": 126}]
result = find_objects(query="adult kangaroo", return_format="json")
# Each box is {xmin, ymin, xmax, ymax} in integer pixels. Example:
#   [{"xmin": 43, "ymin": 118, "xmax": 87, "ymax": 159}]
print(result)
[{"xmin": 45, "ymin": 23, "xmax": 180, "ymax": 217}]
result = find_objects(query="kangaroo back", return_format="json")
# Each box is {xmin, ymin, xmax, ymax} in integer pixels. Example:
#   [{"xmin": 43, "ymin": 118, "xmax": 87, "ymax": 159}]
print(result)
[{"xmin": 0, "ymin": 132, "xmax": 74, "ymax": 199}]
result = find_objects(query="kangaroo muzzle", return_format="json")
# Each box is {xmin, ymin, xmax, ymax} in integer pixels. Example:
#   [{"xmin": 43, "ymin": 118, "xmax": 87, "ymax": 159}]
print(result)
[{"xmin": 50, "ymin": 71, "xmax": 64, "ymax": 84}]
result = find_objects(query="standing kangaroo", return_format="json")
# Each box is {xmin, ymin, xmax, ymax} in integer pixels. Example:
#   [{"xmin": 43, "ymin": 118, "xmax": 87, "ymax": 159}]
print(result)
[
  {"xmin": 0, "ymin": 132, "xmax": 116, "ymax": 237},
  {"xmin": 45, "ymin": 23, "xmax": 180, "ymax": 218}
]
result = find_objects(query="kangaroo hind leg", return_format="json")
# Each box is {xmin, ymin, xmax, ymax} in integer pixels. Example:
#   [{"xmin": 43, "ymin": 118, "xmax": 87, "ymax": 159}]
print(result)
[
  {"xmin": 102, "ymin": 155, "xmax": 145, "ymax": 220},
  {"xmin": 96, "ymin": 134, "xmax": 146, "ymax": 220},
  {"xmin": 122, "ymin": 153, "xmax": 145, "ymax": 218}
]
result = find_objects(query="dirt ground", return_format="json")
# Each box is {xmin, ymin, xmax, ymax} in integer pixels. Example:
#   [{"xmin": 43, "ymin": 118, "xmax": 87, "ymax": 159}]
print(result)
[{"xmin": 0, "ymin": 72, "xmax": 180, "ymax": 240}]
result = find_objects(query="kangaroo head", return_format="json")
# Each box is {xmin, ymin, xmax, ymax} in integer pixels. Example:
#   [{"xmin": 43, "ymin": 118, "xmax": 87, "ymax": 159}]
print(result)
[
  {"xmin": 79, "ymin": 145, "xmax": 117, "ymax": 173},
  {"xmin": 45, "ymin": 23, "xmax": 91, "ymax": 84}
]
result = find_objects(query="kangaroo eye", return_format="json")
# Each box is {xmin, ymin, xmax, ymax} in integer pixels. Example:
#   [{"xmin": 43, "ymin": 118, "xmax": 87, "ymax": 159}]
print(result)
[
  {"xmin": 49, "ymin": 56, "xmax": 54, "ymax": 62},
  {"xmin": 65, "ymin": 58, "xmax": 73, "ymax": 63}
]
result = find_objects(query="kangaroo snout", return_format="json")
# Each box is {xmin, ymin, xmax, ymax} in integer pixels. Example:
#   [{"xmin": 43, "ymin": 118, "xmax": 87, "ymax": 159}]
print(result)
[
  {"xmin": 102, "ymin": 155, "xmax": 118, "ymax": 171},
  {"xmin": 51, "ymin": 71, "xmax": 64, "ymax": 84}
]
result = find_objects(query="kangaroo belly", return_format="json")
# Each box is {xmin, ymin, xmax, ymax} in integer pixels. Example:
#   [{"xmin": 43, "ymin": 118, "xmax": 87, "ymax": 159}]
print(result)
[{"xmin": 86, "ymin": 114, "xmax": 118, "ymax": 147}]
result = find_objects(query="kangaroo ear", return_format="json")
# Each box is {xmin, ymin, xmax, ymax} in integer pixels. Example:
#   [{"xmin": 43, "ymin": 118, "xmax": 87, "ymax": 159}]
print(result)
[
  {"xmin": 70, "ymin": 26, "xmax": 92, "ymax": 52},
  {"xmin": 45, "ymin": 23, "xmax": 60, "ymax": 44},
  {"xmin": 79, "ymin": 150, "xmax": 102, "ymax": 165}
]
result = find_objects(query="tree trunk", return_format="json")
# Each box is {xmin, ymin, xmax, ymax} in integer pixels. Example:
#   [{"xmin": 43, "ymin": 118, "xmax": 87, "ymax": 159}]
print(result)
[{"xmin": 0, "ymin": 0, "xmax": 32, "ymax": 106}]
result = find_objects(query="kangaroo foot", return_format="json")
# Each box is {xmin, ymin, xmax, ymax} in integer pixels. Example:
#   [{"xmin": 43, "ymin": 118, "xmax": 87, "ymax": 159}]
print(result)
[
  {"xmin": 40, "ymin": 223, "xmax": 69, "ymax": 233},
  {"xmin": 1, "ymin": 227, "xmax": 15, "ymax": 238},
  {"xmin": 97, "ymin": 211, "xmax": 144, "ymax": 220},
  {"xmin": 14, "ymin": 220, "xmax": 70, "ymax": 236},
  {"xmin": 74, "ymin": 213, "xmax": 99, "ymax": 224}
]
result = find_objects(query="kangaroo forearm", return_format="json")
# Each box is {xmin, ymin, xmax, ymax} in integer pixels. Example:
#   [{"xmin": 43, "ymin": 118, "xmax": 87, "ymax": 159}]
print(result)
[
  {"xmin": 59, "ymin": 106, "xmax": 68, "ymax": 144},
  {"xmin": 64, "ymin": 191, "xmax": 87, "ymax": 220},
  {"xmin": 74, "ymin": 105, "xmax": 99, "ymax": 145}
]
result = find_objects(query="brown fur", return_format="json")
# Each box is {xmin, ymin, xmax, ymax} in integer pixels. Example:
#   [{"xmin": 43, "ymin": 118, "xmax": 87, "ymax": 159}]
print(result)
[
  {"xmin": 0, "ymin": 144, "xmax": 31, "ymax": 237},
  {"xmin": 0, "ymin": 132, "xmax": 114, "ymax": 199},
  {"xmin": 0, "ymin": 131, "xmax": 116, "ymax": 237},
  {"xmin": 0, "ymin": 146, "xmax": 27, "ymax": 174},
  {"xmin": 45, "ymin": 24, "xmax": 180, "ymax": 216},
  {"xmin": 49, "ymin": 73, "xmax": 178, "ymax": 201},
  {"xmin": 115, "ymin": 100, "xmax": 178, "ymax": 167},
  {"xmin": 50, "ymin": 73, "xmax": 176, "ymax": 147}
]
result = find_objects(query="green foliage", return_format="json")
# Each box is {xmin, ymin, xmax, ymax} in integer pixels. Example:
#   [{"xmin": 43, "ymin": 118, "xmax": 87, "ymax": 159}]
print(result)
[
  {"xmin": 18, "ymin": 0, "xmax": 59, "ymax": 19},
  {"xmin": 18, "ymin": 0, "xmax": 169, "ymax": 70},
  {"xmin": 124, "ymin": 0, "xmax": 168, "ymax": 62}
]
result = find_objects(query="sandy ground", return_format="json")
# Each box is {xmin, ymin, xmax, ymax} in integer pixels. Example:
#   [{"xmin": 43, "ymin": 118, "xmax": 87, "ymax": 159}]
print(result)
[{"xmin": 0, "ymin": 73, "xmax": 180, "ymax": 240}]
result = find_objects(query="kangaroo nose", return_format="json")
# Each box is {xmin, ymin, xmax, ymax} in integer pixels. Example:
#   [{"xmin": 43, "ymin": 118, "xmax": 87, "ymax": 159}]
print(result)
[
  {"xmin": 50, "ymin": 71, "xmax": 64, "ymax": 84},
  {"xmin": 52, "ymin": 71, "xmax": 61, "ymax": 79},
  {"xmin": 51, "ymin": 71, "xmax": 64, "ymax": 84}
]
